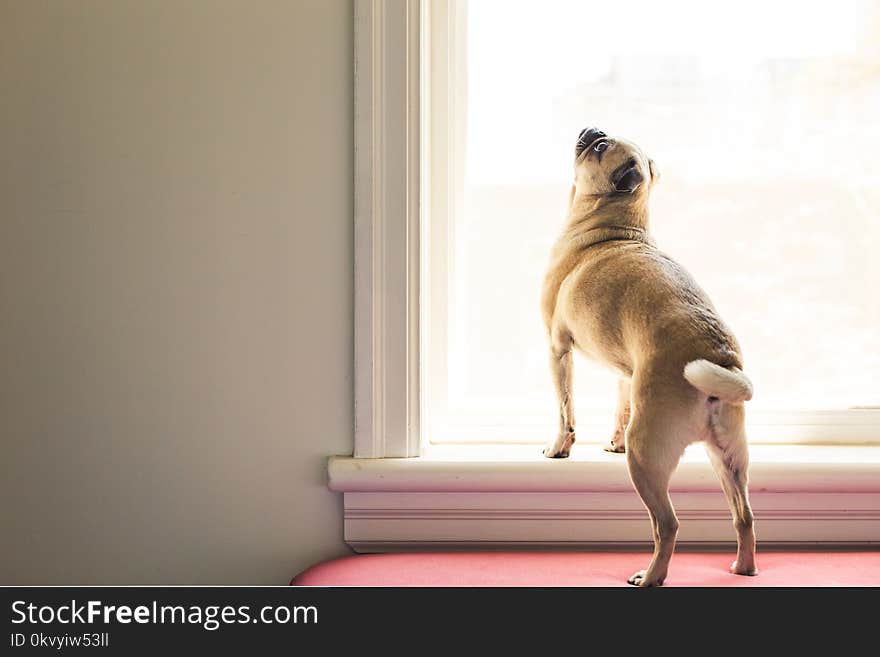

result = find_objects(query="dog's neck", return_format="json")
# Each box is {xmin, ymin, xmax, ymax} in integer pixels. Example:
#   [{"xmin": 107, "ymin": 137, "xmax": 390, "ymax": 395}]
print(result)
[{"xmin": 559, "ymin": 192, "xmax": 654, "ymax": 252}]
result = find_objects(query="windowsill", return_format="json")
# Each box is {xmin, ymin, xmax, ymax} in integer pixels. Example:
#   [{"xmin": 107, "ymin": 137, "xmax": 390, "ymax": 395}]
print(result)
[
  {"xmin": 329, "ymin": 443, "xmax": 880, "ymax": 494},
  {"xmin": 330, "ymin": 444, "xmax": 880, "ymax": 551}
]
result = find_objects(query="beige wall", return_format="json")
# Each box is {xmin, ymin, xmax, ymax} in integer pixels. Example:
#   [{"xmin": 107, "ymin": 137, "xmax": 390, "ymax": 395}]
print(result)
[{"xmin": 0, "ymin": 0, "xmax": 353, "ymax": 584}]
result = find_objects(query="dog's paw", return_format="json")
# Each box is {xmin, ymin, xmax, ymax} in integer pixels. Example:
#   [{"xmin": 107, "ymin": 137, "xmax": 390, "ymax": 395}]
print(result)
[
  {"xmin": 542, "ymin": 432, "xmax": 575, "ymax": 458},
  {"xmin": 627, "ymin": 570, "xmax": 665, "ymax": 587},
  {"xmin": 730, "ymin": 561, "xmax": 758, "ymax": 576},
  {"xmin": 603, "ymin": 429, "xmax": 625, "ymax": 453}
]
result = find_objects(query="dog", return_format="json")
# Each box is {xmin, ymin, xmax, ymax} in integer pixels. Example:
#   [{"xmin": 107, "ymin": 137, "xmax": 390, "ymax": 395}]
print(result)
[{"xmin": 540, "ymin": 128, "xmax": 757, "ymax": 586}]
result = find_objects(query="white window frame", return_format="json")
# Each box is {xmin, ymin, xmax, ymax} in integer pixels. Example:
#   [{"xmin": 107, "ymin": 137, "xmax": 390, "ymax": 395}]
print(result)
[
  {"xmin": 337, "ymin": 0, "xmax": 880, "ymax": 552},
  {"xmin": 353, "ymin": 0, "xmax": 422, "ymax": 458}
]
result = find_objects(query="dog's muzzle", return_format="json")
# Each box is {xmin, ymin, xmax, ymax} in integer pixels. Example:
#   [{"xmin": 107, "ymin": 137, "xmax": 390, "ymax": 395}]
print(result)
[
  {"xmin": 611, "ymin": 158, "xmax": 644, "ymax": 193},
  {"xmin": 575, "ymin": 127, "xmax": 606, "ymax": 157}
]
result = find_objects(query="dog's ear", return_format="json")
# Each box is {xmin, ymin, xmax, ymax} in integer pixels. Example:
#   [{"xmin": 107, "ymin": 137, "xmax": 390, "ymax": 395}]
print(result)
[{"xmin": 648, "ymin": 159, "xmax": 660, "ymax": 183}]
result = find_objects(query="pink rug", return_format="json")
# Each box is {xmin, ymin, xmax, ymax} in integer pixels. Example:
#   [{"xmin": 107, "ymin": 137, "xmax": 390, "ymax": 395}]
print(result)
[{"xmin": 292, "ymin": 552, "xmax": 880, "ymax": 587}]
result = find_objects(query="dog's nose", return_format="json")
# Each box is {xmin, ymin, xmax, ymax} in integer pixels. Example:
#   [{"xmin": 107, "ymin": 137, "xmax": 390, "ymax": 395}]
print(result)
[{"xmin": 576, "ymin": 127, "xmax": 605, "ymax": 156}]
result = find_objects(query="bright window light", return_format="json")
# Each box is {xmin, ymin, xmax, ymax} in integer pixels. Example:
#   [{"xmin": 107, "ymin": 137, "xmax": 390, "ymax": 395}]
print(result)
[{"xmin": 424, "ymin": 0, "xmax": 880, "ymax": 443}]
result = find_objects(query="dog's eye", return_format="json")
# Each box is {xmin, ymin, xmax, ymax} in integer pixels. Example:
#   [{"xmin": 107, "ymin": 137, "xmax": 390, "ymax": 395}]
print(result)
[{"xmin": 593, "ymin": 141, "xmax": 609, "ymax": 153}]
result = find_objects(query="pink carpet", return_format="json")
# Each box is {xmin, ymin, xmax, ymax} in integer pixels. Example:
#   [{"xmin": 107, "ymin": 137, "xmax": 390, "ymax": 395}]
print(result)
[{"xmin": 292, "ymin": 552, "xmax": 880, "ymax": 587}]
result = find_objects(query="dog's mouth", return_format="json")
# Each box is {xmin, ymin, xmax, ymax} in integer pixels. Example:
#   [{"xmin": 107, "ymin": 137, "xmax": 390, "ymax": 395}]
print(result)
[
  {"xmin": 575, "ymin": 127, "xmax": 607, "ymax": 158},
  {"xmin": 611, "ymin": 158, "xmax": 643, "ymax": 193}
]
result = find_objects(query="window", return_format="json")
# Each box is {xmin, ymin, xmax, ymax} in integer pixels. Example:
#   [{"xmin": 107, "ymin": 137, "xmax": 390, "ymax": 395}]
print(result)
[
  {"xmin": 336, "ymin": 0, "xmax": 880, "ymax": 552},
  {"xmin": 423, "ymin": 0, "xmax": 880, "ymax": 447}
]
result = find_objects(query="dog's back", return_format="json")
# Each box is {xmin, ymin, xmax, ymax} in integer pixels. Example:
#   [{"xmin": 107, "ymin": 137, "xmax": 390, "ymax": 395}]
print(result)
[{"xmin": 550, "ymin": 238, "xmax": 747, "ymax": 386}]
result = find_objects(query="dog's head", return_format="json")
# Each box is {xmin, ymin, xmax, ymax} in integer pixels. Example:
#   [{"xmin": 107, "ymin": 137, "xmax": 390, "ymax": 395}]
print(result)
[{"xmin": 573, "ymin": 128, "xmax": 659, "ymax": 197}]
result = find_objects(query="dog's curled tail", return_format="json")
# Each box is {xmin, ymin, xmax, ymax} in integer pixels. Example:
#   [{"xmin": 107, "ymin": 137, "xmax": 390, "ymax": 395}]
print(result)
[{"xmin": 683, "ymin": 359, "xmax": 753, "ymax": 403}]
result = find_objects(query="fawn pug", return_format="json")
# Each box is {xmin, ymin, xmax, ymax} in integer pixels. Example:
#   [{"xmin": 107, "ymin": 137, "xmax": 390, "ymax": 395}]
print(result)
[{"xmin": 541, "ymin": 128, "xmax": 757, "ymax": 586}]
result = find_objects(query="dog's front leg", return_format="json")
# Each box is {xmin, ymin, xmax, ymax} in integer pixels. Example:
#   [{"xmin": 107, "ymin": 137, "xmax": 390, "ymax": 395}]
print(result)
[
  {"xmin": 605, "ymin": 378, "xmax": 630, "ymax": 453},
  {"xmin": 543, "ymin": 338, "xmax": 575, "ymax": 458}
]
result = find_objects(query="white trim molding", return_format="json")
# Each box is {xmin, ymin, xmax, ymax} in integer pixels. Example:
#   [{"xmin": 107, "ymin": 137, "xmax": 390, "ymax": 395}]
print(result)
[
  {"xmin": 354, "ymin": 0, "xmax": 421, "ymax": 457},
  {"xmin": 330, "ymin": 445, "xmax": 880, "ymax": 550},
  {"xmin": 339, "ymin": 491, "xmax": 880, "ymax": 552}
]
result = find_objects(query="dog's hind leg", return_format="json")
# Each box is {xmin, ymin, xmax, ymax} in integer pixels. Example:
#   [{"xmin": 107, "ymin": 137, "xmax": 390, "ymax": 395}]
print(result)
[
  {"xmin": 543, "ymin": 334, "xmax": 576, "ymax": 458},
  {"xmin": 704, "ymin": 401, "xmax": 758, "ymax": 576},
  {"xmin": 624, "ymin": 413, "xmax": 685, "ymax": 586}
]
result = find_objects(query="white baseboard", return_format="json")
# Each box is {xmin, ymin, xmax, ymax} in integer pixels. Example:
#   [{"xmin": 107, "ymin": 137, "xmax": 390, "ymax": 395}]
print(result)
[{"xmin": 342, "ymin": 490, "xmax": 880, "ymax": 551}]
